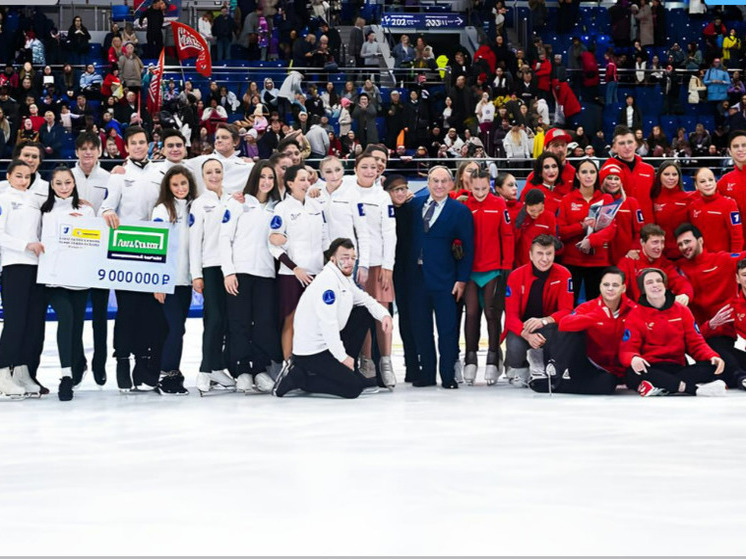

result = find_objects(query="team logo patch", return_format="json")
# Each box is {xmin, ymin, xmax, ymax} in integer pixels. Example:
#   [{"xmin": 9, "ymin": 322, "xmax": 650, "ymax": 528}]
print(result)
[
  {"xmin": 153, "ymin": 217, "xmax": 164, "ymax": 223},
  {"xmin": 322, "ymin": 289, "xmax": 336, "ymax": 305},
  {"xmin": 504, "ymin": 210, "xmax": 511, "ymax": 224},
  {"xmin": 636, "ymin": 209, "xmax": 644, "ymax": 223},
  {"xmin": 222, "ymin": 209, "xmax": 231, "ymax": 223},
  {"xmin": 388, "ymin": 205, "xmax": 395, "ymax": 218},
  {"xmin": 270, "ymin": 215, "xmax": 283, "ymax": 229},
  {"xmin": 732, "ymin": 253, "xmax": 741, "ymax": 258},
  {"xmin": 567, "ymin": 278, "xmax": 574, "ymax": 292},
  {"xmin": 103, "ymin": 188, "xmax": 109, "ymax": 200},
  {"xmin": 358, "ymin": 203, "xmax": 365, "ymax": 217},
  {"xmin": 188, "ymin": 213, "xmax": 195, "ymax": 227},
  {"xmin": 732, "ymin": 211, "xmax": 741, "ymax": 225},
  {"xmin": 505, "ymin": 286, "xmax": 511, "ymax": 297},
  {"xmin": 622, "ymin": 329, "xmax": 631, "ymax": 342}
]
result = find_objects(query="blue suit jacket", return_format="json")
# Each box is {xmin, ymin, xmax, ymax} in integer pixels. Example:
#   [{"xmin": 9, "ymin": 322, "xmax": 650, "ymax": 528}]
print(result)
[{"xmin": 408, "ymin": 195, "xmax": 474, "ymax": 292}]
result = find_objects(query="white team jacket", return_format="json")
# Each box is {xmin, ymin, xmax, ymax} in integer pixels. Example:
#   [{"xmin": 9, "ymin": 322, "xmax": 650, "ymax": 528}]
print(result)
[
  {"xmin": 189, "ymin": 189, "xmax": 230, "ymax": 280},
  {"xmin": 153, "ymin": 199, "xmax": 191, "ymax": 286},
  {"xmin": 71, "ymin": 163, "xmax": 111, "ymax": 215},
  {"xmin": 219, "ymin": 195, "xmax": 276, "ymax": 278},
  {"xmin": 354, "ymin": 184, "xmax": 396, "ymax": 270},
  {"xmin": 269, "ymin": 195, "xmax": 329, "ymax": 276},
  {"xmin": 0, "ymin": 187, "xmax": 43, "ymax": 266},
  {"xmin": 98, "ymin": 159, "xmax": 158, "ymax": 221},
  {"xmin": 189, "ymin": 151, "xmax": 253, "ymax": 195},
  {"xmin": 293, "ymin": 261, "xmax": 390, "ymax": 361}
]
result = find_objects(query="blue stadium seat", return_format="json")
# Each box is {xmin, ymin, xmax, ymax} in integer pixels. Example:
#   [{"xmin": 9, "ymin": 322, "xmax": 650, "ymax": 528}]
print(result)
[
  {"xmin": 661, "ymin": 115, "xmax": 678, "ymax": 140},
  {"xmin": 643, "ymin": 116, "xmax": 659, "ymax": 136}
]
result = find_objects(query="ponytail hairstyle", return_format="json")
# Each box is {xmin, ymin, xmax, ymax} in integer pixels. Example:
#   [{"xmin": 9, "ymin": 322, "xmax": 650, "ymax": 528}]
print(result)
[{"xmin": 41, "ymin": 165, "xmax": 80, "ymax": 213}]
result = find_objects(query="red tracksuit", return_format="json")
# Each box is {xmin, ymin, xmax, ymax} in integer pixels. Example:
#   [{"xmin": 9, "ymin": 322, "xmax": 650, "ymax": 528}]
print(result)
[
  {"xmin": 606, "ymin": 191, "xmax": 643, "ymax": 265},
  {"xmin": 703, "ymin": 288, "xmax": 746, "ymax": 339},
  {"xmin": 504, "ymin": 199, "xmax": 524, "ymax": 225},
  {"xmin": 514, "ymin": 210, "xmax": 557, "ymax": 267},
  {"xmin": 619, "ymin": 299, "xmax": 719, "ymax": 368},
  {"xmin": 677, "ymin": 250, "xmax": 746, "ymax": 338},
  {"xmin": 523, "ymin": 161, "xmax": 576, "ymax": 214},
  {"xmin": 687, "ymin": 191, "xmax": 744, "ymax": 253},
  {"xmin": 602, "ymin": 156, "xmax": 655, "ymax": 223},
  {"xmin": 653, "ymin": 187, "xmax": 692, "ymax": 260},
  {"xmin": 559, "ymin": 294, "xmax": 638, "ymax": 377},
  {"xmin": 465, "ymin": 192, "xmax": 514, "ymax": 271},
  {"xmin": 533, "ymin": 59, "xmax": 552, "ymax": 92},
  {"xmin": 557, "ymin": 189, "xmax": 616, "ymax": 267},
  {"xmin": 717, "ymin": 164, "xmax": 746, "ymax": 242},
  {"xmin": 617, "ymin": 251, "xmax": 694, "ymax": 303},
  {"xmin": 505, "ymin": 263, "xmax": 574, "ymax": 336}
]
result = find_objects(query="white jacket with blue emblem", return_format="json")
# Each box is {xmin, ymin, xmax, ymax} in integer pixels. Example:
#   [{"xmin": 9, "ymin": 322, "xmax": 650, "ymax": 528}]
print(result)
[{"xmin": 292, "ymin": 261, "xmax": 390, "ymax": 361}]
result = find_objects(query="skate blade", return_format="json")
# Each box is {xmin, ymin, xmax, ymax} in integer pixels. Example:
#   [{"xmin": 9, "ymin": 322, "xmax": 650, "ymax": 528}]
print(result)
[
  {"xmin": 24, "ymin": 391, "xmax": 42, "ymax": 398},
  {"xmin": 160, "ymin": 390, "xmax": 190, "ymax": 396},
  {"xmin": 198, "ymin": 386, "xmax": 237, "ymax": 396},
  {"xmin": 130, "ymin": 386, "xmax": 161, "ymax": 394},
  {"xmin": 0, "ymin": 392, "xmax": 28, "ymax": 400}
]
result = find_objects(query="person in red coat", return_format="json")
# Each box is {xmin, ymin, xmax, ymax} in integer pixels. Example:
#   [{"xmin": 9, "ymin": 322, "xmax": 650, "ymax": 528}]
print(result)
[
  {"xmin": 520, "ymin": 152, "xmax": 566, "ymax": 215},
  {"xmin": 495, "ymin": 172, "xmax": 523, "ymax": 225},
  {"xmin": 552, "ymin": 80, "xmax": 582, "ymax": 121},
  {"xmin": 602, "ymin": 125, "xmax": 656, "ymax": 223},
  {"xmin": 599, "ymin": 160, "xmax": 643, "ymax": 264},
  {"xmin": 617, "ymin": 223, "xmax": 693, "ymax": 304},
  {"xmin": 530, "ymin": 266, "xmax": 636, "ymax": 394},
  {"xmin": 514, "ymin": 188, "xmax": 558, "ymax": 267},
  {"xmin": 687, "ymin": 167, "xmax": 744, "ymax": 253},
  {"xmin": 533, "ymin": 50, "xmax": 552, "ymax": 101},
  {"xmin": 579, "ymin": 47, "xmax": 601, "ymax": 102},
  {"xmin": 505, "ymin": 234, "xmax": 573, "ymax": 387},
  {"xmin": 717, "ymin": 131, "xmax": 746, "ymax": 242},
  {"xmin": 652, "ymin": 160, "xmax": 691, "ymax": 260},
  {"xmin": 524, "ymin": 128, "xmax": 576, "ymax": 206},
  {"xmin": 619, "ymin": 268, "xmax": 726, "ymax": 396},
  {"xmin": 463, "ymin": 170, "xmax": 514, "ymax": 385},
  {"xmin": 557, "ymin": 158, "xmax": 616, "ymax": 303}
]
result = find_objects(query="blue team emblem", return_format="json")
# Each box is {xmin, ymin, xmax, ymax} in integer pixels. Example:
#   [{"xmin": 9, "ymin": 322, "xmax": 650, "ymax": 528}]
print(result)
[
  {"xmin": 222, "ymin": 209, "xmax": 231, "ymax": 223},
  {"xmin": 270, "ymin": 215, "xmax": 283, "ymax": 229},
  {"xmin": 732, "ymin": 253, "xmax": 741, "ymax": 258},
  {"xmin": 503, "ymin": 210, "xmax": 511, "ymax": 224},
  {"xmin": 102, "ymin": 187, "xmax": 109, "ymax": 200},
  {"xmin": 153, "ymin": 217, "xmax": 164, "ymax": 222},
  {"xmin": 567, "ymin": 278, "xmax": 574, "ymax": 292},
  {"xmin": 694, "ymin": 322, "xmax": 701, "ymax": 334},
  {"xmin": 505, "ymin": 286, "xmax": 511, "ymax": 297},
  {"xmin": 188, "ymin": 213, "xmax": 195, "ymax": 227},
  {"xmin": 732, "ymin": 212, "xmax": 741, "ymax": 225},
  {"xmin": 322, "ymin": 289, "xmax": 336, "ymax": 305},
  {"xmin": 0, "ymin": 206, "xmax": 3, "ymax": 216},
  {"xmin": 358, "ymin": 202, "xmax": 365, "ymax": 217},
  {"xmin": 636, "ymin": 209, "xmax": 644, "ymax": 223},
  {"xmin": 388, "ymin": 205, "xmax": 395, "ymax": 218},
  {"xmin": 622, "ymin": 329, "xmax": 631, "ymax": 342}
]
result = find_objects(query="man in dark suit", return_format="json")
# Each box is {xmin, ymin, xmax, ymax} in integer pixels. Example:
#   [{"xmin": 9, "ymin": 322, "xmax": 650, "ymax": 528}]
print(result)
[
  {"xmin": 407, "ymin": 166, "xmax": 474, "ymax": 388},
  {"xmin": 39, "ymin": 110, "xmax": 65, "ymax": 158}
]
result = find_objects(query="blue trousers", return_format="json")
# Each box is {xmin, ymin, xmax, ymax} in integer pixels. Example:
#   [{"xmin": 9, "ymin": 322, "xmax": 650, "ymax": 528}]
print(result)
[{"xmin": 160, "ymin": 286, "xmax": 193, "ymax": 372}]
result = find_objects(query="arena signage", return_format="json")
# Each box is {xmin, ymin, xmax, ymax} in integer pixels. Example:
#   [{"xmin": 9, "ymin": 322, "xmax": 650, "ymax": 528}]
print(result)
[{"xmin": 380, "ymin": 13, "xmax": 465, "ymax": 28}]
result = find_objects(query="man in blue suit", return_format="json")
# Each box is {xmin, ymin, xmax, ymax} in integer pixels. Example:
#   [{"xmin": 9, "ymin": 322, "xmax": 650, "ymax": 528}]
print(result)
[{"xmin": 407, "ymin": 165, "xmax": 474, "ymax": 388}]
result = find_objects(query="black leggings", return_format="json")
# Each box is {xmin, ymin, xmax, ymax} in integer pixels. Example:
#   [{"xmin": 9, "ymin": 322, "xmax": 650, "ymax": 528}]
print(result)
[
  {"xmin": 464, "ymin": 273, "xmax": 506, "ymax": 355},
  {"xmin": 566, "ymin": 265, "xmax": 605, "ymax": 305},
  {"xmin": 201, "ymin": 266, "xmax": 229, "ymax": 373},
  {"xmin": 47, "ymin": 287, "xmax": 88, "ymax": 373},
  {"xmin": 0, "ymin": 265, "xmax": 46, "ymax": 370},
  {"xmin": 624, "ymin": 361, "xmax": 718, "ymax": 395}
]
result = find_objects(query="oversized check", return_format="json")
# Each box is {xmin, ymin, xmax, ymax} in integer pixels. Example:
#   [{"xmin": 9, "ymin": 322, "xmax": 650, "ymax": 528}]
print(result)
[{"xmin": 38, "ymin": 217, "xmax": 179, "ymax": 294}]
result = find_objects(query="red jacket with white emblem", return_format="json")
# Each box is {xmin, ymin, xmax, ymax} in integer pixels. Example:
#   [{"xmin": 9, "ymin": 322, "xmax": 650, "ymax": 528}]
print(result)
[
  {"xmin": 606, "ymin": 192, "xmax": 644, "ymax": 264},
  {"xmin": 617, "ymin": 250, "xmax": 694, "ymax": 303},
  {"xmin": 557, "ymin": 189, "xmax": 616, "ymax": 267},
  {"xmin": 465, "ymin": 192, "xmax": 514, "ymax": 271},
  {"xmin": 514, "ymin": 209, "xmax": 557, "ymax": 268},
  {"xmin": 717, "ymin": 165, "xmax": 746, "ymax": 241},
  {"xmin": 505, "ymin": 263, "xmax": 574, "ymax": 336},
  {"xmin": 653, "ymin": 187, "xmax": 691, "ymax": 260},
  {"xmin": 602, "ymin": 156, "xmax": 655, "ymax": 223},
  {"xmin": 687, "ymin": 191, "xmax": 744, "ymax": 253}
]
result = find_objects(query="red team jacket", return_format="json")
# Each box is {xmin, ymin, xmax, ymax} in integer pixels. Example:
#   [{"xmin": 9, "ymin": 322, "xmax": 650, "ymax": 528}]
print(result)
[
  {"xmin": 505, "ymin": 263, "xmax": 574, "ymax": 336},
  {"xmin": 514, "ymin": 210, "xmax": 557, "ymax": 267},
  {"xmin": 619, "ymin": 299, "xmax": 719, "ymax": 367},
  {"xmin": 504, "ymin": 199, "xmax": 524, "ymax": 225},
  {"xmin": 717, "ymin": 165, "xmax": 746, "ymax": 243},
  {"xmin": 605, "ymin": 192, "xmax": 643, "ymax": 265},
  {"xmin": 602, "ymin": 156, "xmax": 655, "ymax": 223},
  {"xmin": 687, "ymin": 192, "xmax": 744, "ymax": 253},
  {"xmin": 522, "ymin": 161, "xmax": 576, "ymax": 215},
  {"xmin": 559, "ymin": 294, "xmax": 638, "ymax": 377},
  {"xmin": 653, "ymin": 187, "xmax": 691, "ymax": 260},
  {"xmin": 702, "ymin": 288, "xmax": 746, "ymax": 339},
  {"xmin": 557, "ymin": 190, "xmax": 617, "ymax": 267},
  {"xmin": 465, "ymin": 192, "xmax": 514, "ymax": 271},
  {"xmin": 617, "ymin": 251, "xmax": 694, "ymax": 303}
]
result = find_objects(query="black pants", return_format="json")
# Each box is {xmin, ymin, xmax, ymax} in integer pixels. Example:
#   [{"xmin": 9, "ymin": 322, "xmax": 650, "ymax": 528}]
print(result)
[
  {"xmin": 200, "ymin": 266, "xmax": 229, "ymax": 372},
  {"xmin": 706, "ymin": 336, "xmax": 746, "ymax": 388},
  {"xmin": 292, "ymin": 307, "xmax": 375, "ymax": 399},
  {"xmin": 505, "ymin": 323, "xmax": 558, "ymax": 369},
  {"xmin": 88, "ymin": 288, "xmax": 110, "ymax": 374},
  {"xmin": 47, "ymin": 287, "xmax": 88, "ymax": 373},
  {"xmin": 146, "ymin": 32, "xmax": 164, "ymax": 59},
  {"xmin": 160, "ymin": 285, "xmax": 193, "ymax": 372},
  {"xmin": 624, "ymin": 361, "xmax": 718, "ymax": 395},
  {"xmin": 113, "ymin": 289, "xmax": 167, "ymax": 369},
  {"xmin": 227, "ymin": 274, "xmax": 282, "ymax": 375},
  {"xmin": 393, "ymin": 266, "xmax": 418, "ymax": 380},
  {"xmin": 0, "ymin": 265, "xmax": 46, "ymax": 370},
  {"xmin": 566, "ymin": 265, "xmax": 605, "ymax": 305},
  {"xmin": 532, "ymin": 329, "xmax": 619, "ymax": 394}
]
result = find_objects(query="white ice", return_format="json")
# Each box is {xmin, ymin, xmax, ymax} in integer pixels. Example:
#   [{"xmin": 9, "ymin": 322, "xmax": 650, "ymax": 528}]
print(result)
[{"xmin": 2, "ymin": 318, "xmax": 746, "ymax": 556}]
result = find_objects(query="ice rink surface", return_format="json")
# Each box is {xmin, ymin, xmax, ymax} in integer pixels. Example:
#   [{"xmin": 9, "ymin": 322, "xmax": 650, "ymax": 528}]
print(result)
[{"xmin": 3, "ymin": 319, "xmax": 746, "ymax": 555}]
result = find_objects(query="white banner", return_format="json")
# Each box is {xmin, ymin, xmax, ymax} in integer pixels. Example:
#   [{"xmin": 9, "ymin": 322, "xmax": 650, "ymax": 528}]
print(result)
[{"xmin": 38, "ymin": 217, "xmax": 179, "ymax": 294}]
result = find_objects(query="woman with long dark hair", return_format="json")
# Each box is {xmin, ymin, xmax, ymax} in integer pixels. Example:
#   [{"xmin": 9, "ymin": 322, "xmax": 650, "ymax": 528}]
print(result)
[{"xmin": 651, "ymin": 160, "xmax": 690, "ymax": 260}]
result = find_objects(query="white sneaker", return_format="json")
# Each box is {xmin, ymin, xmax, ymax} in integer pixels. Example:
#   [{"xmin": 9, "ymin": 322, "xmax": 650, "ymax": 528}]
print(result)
[
  {"xmin": 209, "ymin": 370, "xmax": 236, "ymax": 387},
  {"xmin": 379, "ymin": 356, "xmax": 396, "ymax": 388},
  {"xmin": 196, "ymin": 372, "xmax": 212, "ymax": 393},
  {"xmin": 0, "ymin": 367, "xmax": 26, "ymax": 398},
  {"xmin": 508, "ymin": 367, "xmax": 530, "ymax": 388},
  {"xmin": 359, "ymin": 357, "xmax": 376, "ymax": 379},
  {"xmin": 484, "ymin": 364, "xmax": 499, "ymax": 385},
  {"xmin": 454, "ymin": 359, "xmax": 464, "ymax": 383},
  {"xmin": 254, "ymin": 372, "xmax": 275, "ymax": 393},
  {"xmin": 13, "ymin": 365, "xmax": 40, "ymax": 396},
  {"xmin": 463, "ymin": 363, "xmax": 477, "ymax": 385},
  {"xmin": 696, "ymin": 379, "xmax": 727, "ymax": 397},
  {"xmin": 236, "ymin": 373, "xmax": 254, "ymax": 392}
]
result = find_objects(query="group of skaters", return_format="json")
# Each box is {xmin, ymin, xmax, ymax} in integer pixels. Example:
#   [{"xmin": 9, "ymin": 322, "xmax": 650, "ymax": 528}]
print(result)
[{"xmin": 3, "ymin": 121, "xmax": 746, "ymax": 400}]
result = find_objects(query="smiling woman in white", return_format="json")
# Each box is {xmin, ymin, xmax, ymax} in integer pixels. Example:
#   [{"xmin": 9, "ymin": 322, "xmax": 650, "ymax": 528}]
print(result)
[
  {"xmin": 0, "ymin": 160, "xmax": 46, "ymax": 399},
  {"xmin": 269, "ymin": 164, "xmax": 330, "ymax": 366},
  {"xmin": 40, "ymin": 166, "xmax": 95, "ymax": 401},
  {"xmin": 220, "ymin": 160, "xmax": 282, "ymax": 393}
]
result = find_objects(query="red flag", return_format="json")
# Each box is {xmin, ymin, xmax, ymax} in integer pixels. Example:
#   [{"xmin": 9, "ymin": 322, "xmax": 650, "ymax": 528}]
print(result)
[
  {"xmin": 171, "ymin": 21, "xmax": 212, "ymax": 78},
  {"xmin": 147, "ymin": 48, "xmax": 165, "ymax": 115}
]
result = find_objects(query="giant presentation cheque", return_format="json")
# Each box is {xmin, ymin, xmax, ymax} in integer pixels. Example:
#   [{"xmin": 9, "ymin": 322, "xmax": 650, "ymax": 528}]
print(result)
[{"xmin": 38, "ymin": 218, "xmax": 179, "ymax": 294}]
